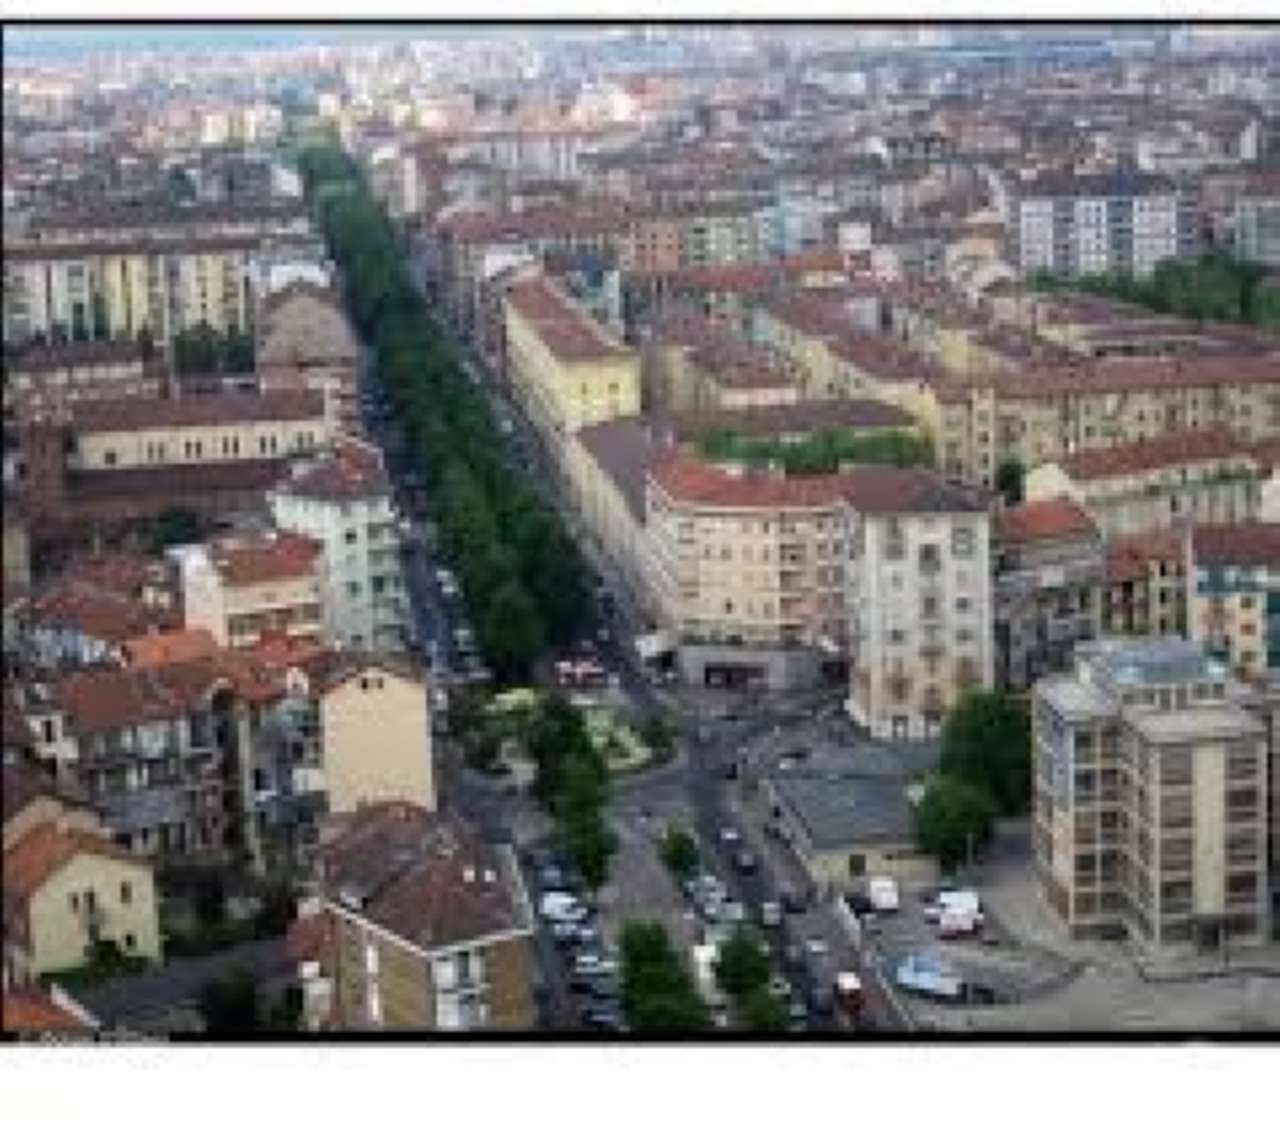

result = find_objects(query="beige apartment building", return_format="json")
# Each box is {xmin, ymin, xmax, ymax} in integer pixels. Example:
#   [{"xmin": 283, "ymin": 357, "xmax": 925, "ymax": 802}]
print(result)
[
  {"xmin": 645, "ymin": 456, "xmax": 852, "ymax": 689},
  {"xmin": 1032, "ymin": 637, "xmax": 1272, "ymax": 954},
  {"xmin": 844, "ymin": 469, "xmax": 994, "ymax": 741},
  {"xmin": 1026, "ymin": 429, "xmax": 1273, "ymax": 539},
  {"xmin": 297, "ymin": 803, "xmax": 536, "ymax": 1031},
  {"xmin": 175, "ymin": 530, "xmax": 325, "ymax": 650},
  {"xmin": 312, "ymin": 658, "xmax": 435, "ymax": 816},
  {"xmin": 65, "ymin": 390, "xmax": 331, "ymax": 473},
  {"xmin": 503, "ymin": 272, "xmax": 640, "ymax": 472},
  {"xmin": 1103, "ymin": 528, "xmax": 1188, "ymax": 639}
]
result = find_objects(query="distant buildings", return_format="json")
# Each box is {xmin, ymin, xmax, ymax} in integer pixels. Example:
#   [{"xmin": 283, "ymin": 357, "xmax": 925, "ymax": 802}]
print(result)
[{"xmin": 1009, "ymin": 169, "xmax": 1199, "ymax": 279}]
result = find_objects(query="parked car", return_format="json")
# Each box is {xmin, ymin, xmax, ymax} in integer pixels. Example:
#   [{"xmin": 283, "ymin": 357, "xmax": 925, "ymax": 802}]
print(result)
[
  {"xmin": 760, "ymin": 901, "xmax": 782, "ymax": 928},
  {"xmin": 768, "ymin": 974, "xmax": 790, "ymax": 1000},
  {"xmin": 781, "ymin": 889, "xmax": 808, "ymax": 915},
  {"xmin": 721, "ymin": 900, "xmax": 746, "ymax": 924},
  {"xmin": 868, "ymin": 876, "xmax": 900, "ymax": 914},
  {"xmin": 732, "ymin": 849, "xmax": 757, "ymax": 874},
  {"xmin": 719, "ymin": 826, "xmax": 741, "ymax": 846},
  {"xmin": 540, "ymin": 892, "xmax": 588, "ymax": 923},
  {"xmin": 581, "ymin": 1006, "xmax": 626, "ymax": 1031},
  {"xmin": 924, "ymin": 889, "xmax": 983, "ymax": 925},
  {"xmin": 804, "ymin": 937, "xmax": 830, "ymax": 959},
  {"xmin": 573, "ymin": 953, "xmax": 619, "ymax": 978}
]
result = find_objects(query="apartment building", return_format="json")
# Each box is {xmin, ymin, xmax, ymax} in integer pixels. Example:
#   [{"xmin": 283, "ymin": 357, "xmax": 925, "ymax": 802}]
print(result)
[
  {"xmin": 1027, "ymin": 430, "xmax": 1274, "ymax": 539},
  {"xmin": 1233, "ymin": 174, "xmax": 1280, "ymax": 268},
  {"xmin": 4, "ymin": 821, "xmax": 161, "ymax": 984},
  {"xmin": 993, "ymin": 497, "xmax": 1104, "ymax": 693},
  {"xmin": 1033, "ymin": 637, "xmax": 1272, "ymax": 954},
  {"xmin": 256, "ymin": 281, "xmax": 361, "ymax": 433},
  {"xmin": 503, "ymin": 273, "xmax": 640, "ymax": 476},
  {"xmin": 268, "ymin": 440, "xmax": 411, "ymax": 654},
  {"xmin": 1009, "ymin": 168, "xmax": 1199, "ymax": 278},
  {"xmin": 844, "ymin": 469, "xmax": 994, "ymax": 740},
  {"xmin": 3, "ymin": 201, "xmax": 309, "ymax": 350},
  {"xmin": 10, "ymin": 643, "xmax": 434, "ymax": 873},
  {"xmin": 2, "ymin": 340, "xmax": 162, "ymax": 426},
  {"xmin": 1187, "ymin": 523, "xmax": 1280, "ymax": 681},
  {"xmin": 175, "ymin": 529, "xmax": 325, "ymax": 651},
  {"xmin": 297, "ymin": 802, "xmax": 536, "ymax": 1031},
  {"xmin": 1103, "ymin": 528, "xmax": 1188, "ymax": 638},
  {"xmin": 645, "ymin": 456, "xmax": 852, "ymax": 690}
]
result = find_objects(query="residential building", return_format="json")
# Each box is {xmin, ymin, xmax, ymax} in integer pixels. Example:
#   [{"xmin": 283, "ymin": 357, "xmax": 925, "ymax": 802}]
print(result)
[
  {"xmin": 175, "ymin": 529, "xmax": 325, "ymax": 651},
  {"xmin": 1233, "ymin": 174, "xmax": 1280, "ymax": 268},
  {"xmin": 1033, "ymin": 637, "xmax": 1272, "ymax": 954},
  {"xmin": 1026, "ymin": 430, "xmax": 1274, "ymax": 539},
  {"xmin": 1009, "ymin": 168, "xmax": 1199, "ymax": 279},
  {"xmin": 2, "ymin": 761, "xmax": 103, "ymax": 852},
  {"xmin": 4, "ymin": 821, "xmax": 161, "ymax": 984},
  {"xmin": 268, "ymin": 440, "xmax": 411, "ymax": 654},
  {"xmin": 1102, "ymin": 528, "xmax": 1188, "ymax": 638},
  {"xmin": 503, "ymin": 272, "xmax": 640, "ymax": 475},
  {"xmin": 844, "ymin": 469, "xmax": 994, "ymax": 740},
  {"xmin": 1187, "ymin": 523, "xmax": 1280, "ymax": 681},
  {"xmin": 295, "ymin": 802, "xmax": 536, "ymax": 1031},
  {"xmin": 993, "ymin": 497, "xmax": 1104, "ymax": 693},
  {"xmin": 2, "ymin": 340, "xmax": 162, "ymax": 426}
]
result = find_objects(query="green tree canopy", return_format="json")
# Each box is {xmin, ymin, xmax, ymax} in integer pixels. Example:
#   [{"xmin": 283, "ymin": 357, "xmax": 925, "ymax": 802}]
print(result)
[
  {"xmin": 740, "ymin": 984, "xmax": 790, "ymax": 1032},
  {"xmin": 995, "ymin": 458, "xmax": 1025, "ymax": 507},
  {"xmin": 620, "ymin": 920, "xmax": 709, "ymax": 1033},
  {"xmin": 197, "ymin": 966, "xmax": 260, "ymax": 1032},
  {"xmin": 913, "ymin": 773, "xmax": 997, "ymax": 871},
  {"xmin": 940, "ymin": 689, "xmax": 1031, "ymax": 817},
  {"xmin": 659, "ymin": 825, "xmax": 700, "ymax": 882},
  {"xmin": 713, "ymin": 927, "xmax": 771, "ymax": 1002}
]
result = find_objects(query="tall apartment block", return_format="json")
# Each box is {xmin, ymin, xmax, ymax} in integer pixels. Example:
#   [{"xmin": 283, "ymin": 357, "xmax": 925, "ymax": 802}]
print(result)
[
  {"xmin": 1033, "ymin": 637, "xmax": 1274, "ymax": 955},
  {"xmin": 1010, "ymin": 169, "xmax": 1199, "ymax": 279}
]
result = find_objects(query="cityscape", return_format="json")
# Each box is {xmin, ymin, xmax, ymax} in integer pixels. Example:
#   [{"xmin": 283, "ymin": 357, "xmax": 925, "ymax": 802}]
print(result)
[{"xmin": 3, "ymin": 18, "xmax": 1280, "ymax": 1042}]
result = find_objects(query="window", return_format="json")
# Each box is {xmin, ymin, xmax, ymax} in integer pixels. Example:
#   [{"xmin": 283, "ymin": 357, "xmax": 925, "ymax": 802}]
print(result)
[
  {"xmin": 345, "ymin": 529, "xmax": 358, "ymax": 545},
  {"xmin": 103, "ymin": 449, "xmax": 117, "ymax": 466},
  {"xmin": 124, "ymin": 933, "xmax": 136, "ymax": 950},
  {"xmin": 120, "ymin": 881, "xmax": 132, "ymax": 905},
  {"xmin": 951, "ymin": 526, "xmax": 975, "ymax": 558},
  {"xmin": 69, "ymin": 893, "xmax": 80, "ymax": 913}
]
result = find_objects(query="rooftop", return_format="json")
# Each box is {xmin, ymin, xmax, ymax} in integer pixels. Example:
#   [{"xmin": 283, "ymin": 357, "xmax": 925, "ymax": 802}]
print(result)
[
  {"xmin": 68, "ymin": 390, "xmax": 326, "ymax": 434},
  {"xmin": 768, "ymin": 771, "xmax": 915, "ymax": 853},
  {"xmin": 318, "ymin": 802, "xmax": 532, "ymax": 953},
  {"xmin": 506, "ymin": 274, "xmax": 633, "ymax": 365},
  {"xmin": 1191, "ymin": 522, "xmax": 1280, "ymax": 569},
  {"xmin": 1128, "ymin": 704, "xmax": 1265, "ymax": 745},
  {"xmin": 1059, "ymin": 429, "xmax": 1254, "ymax": 481},
  {"xmin": 995, "ymin": 497, "xmax": 1098, "ymax": 545}
]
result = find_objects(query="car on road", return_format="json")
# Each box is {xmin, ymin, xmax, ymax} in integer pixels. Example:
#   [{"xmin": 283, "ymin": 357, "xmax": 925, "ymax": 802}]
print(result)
[
  {"xmin": 573, "ymin": 953, "xmax": 619, "ymax": 978},
  {"xmin": 780, "ymin": 889, "xmax": 808, "ymax": 915},
  {"xmin": 720, "ymin": 900, "xmax": 746, "ymax": 924},
  {"xmin": 732, "ymin": 849, "xmax": 758, "ymax": 874},
  {"xmin": 581, "ymin": 1006, "xmax": 626, "ymax": 1032},
  {"xmin": 804, "ymin": 938, "xmax": 830, "ymax": 959},
  {"xmin": 540, "ymin": 893, "xmax": 588, "ymax": 924},
  {"xmin": 768, "ymin": 974, "xmax": 790, "ymax": 1000},
  {"xmin": 719, "ymin": 826, "xmax": 741, "ymax": 847},
  {"xmin": 760, "ymin": 901, "xmax": 782, "ymax": 929}
]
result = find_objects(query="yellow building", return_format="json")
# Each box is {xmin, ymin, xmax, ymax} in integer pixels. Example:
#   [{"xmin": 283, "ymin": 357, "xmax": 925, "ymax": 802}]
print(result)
[
  {"xmin": 4, "ymin": 822, "xmax": 162, "ymax": 983},
  {"xmin": 504, "ymin": 273, "xmax": 640, "ymax": 461}
]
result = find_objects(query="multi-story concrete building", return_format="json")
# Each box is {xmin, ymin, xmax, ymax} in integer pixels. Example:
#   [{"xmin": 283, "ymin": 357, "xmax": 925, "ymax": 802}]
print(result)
[
  {"xmin": 1233, "ymin": 173, "xmax": 1280, "ymax": 268},
  {"xmin": 268, "ymin": 440, "xmax": 410, "ymax": 655},
  {"xmin": 1187, "ymin": 522, "xmax": 1280, "ymax": 681},
  {"xmin": 844, "ymin": 469, "xmax": 994, "ymax": 740},
  {"xmin": 993, "ymin": 497, "xmax": 1104, "ymax": 693},
  {"xmin": 1009, "ymin": 168, "xmax": 1199, "ymax": 279},
  {"xmin": 174, "ymin": 529, "xmax": 324, "ymax": 652},
  {"xmin": 2, "ymin": 201, "xmax": 309, "ymax": 351},
  {"xmin": 295, "ymin": 802, "xmax": 536, "ymax": 1031},
  {"xmin": 1033, "ymin": 637, "xmax": 1272, "ymax": 954},
  {"xmin": 1027, "ymin": 430, "xmax": 1275, "ymax": 539}
]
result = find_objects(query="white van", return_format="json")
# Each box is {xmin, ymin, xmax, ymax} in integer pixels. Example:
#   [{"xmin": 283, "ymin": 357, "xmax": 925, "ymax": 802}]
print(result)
[{"xmin": 868, "ymin": 876, "xmax": 900, "ymax": 913}]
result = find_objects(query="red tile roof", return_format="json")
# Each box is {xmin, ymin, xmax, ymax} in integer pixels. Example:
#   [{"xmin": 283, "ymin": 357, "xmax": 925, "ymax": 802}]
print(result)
[
  {"xmin": 273, "ymin": 439, "xmax": 390, "ymax": 502},
  {"xmin": 69, "ymin": 390, "xmax": 326, "ymax": 434},
  {"xmin": 2, "ymin": 988, "xmax": 92, "ymax": 1033},
  {"xmin": 4, "ymin": 822, "xmax": 144, "ymax": 910},
  {"xmin": 506, "ymin": 274, "xmax": 632, "ymax": 364},
  {"xmin": 1060, "ymin": 430, "xmax": 1253, "ymax": 481},
  {"xmin": 1104, "ymin": 528, "xmax": 1186, "ymax": 584},
  {"xmin": 1191, "ymin": 522, "xmax": 1280, "ymax": 569},
  {"xmin": 208, "ymin": 531, "xmax": 322, "ymax": 587},
  {"xmin": 995, "ymin": 497, "xmax": 1097, "ymax": 544},
  {"xmin": 28, "ymin": 584, "xmax": 179, "ymax": 644}
]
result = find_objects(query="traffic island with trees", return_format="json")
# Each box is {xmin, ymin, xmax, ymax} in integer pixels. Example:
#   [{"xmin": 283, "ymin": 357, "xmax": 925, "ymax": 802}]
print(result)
[{"xmin": 297, "ymin": 143, "xmax": 590, "ymax": 683}]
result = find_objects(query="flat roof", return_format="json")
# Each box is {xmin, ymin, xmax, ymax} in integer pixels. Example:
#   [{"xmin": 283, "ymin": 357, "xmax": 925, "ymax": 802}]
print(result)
[
  {"xmin": 1127, "ymin": 705, "xmax": 1265, "ymax": 745},
  {"xmin": 768, "ymin": 771, "xmax": 915, "ymax": 853}
]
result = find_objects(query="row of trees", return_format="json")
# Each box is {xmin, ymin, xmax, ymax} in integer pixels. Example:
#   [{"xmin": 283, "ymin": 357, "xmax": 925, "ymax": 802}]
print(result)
[
  {"xmin": 172, "ymin": 322, "xmax": 255, "ymax": 375},
  {"xmin": 698, "ymin": 427, "xmax": 934, "ymax": 475},
  {"xmin": 1027, "ymin": 253, "xmax": 1280, "ymax": 331},
  {"xmin": 297, "ymin": 143, "xmax": 590, "ymax": 682},
  {"xmin": 527, "ymin": 694, "xmax": 617, "ymax": 891},
  {"xmin": 913, "ymin": 689, "xmax": 1032, "ymax": 871}
]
